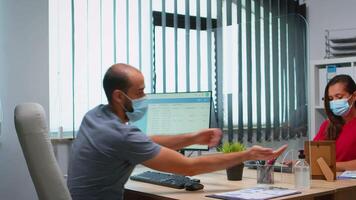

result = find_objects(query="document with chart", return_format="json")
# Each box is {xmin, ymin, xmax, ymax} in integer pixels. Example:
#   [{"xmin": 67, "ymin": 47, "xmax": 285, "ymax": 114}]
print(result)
[{"xmin": 206, "ymin": 186, "xmax": 301, "ymax": 200}]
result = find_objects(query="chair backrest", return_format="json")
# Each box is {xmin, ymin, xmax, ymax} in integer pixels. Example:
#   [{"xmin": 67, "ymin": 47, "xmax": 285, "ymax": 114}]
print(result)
[{"xmin": 14, "ymin": 103, "xmax": 71, "ymax": 200}]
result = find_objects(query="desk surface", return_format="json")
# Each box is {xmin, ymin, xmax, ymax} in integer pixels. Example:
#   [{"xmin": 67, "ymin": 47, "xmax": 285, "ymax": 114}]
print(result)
[{"xmin": 125, "ymin": 166, "xmax": 356, "ymax": 200}]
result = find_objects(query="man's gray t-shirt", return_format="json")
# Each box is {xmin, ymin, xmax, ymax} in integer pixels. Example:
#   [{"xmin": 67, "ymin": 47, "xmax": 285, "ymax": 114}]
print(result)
[{"xmin": 67, "ymin": 104, "xmax": 161, "ymax": 200}]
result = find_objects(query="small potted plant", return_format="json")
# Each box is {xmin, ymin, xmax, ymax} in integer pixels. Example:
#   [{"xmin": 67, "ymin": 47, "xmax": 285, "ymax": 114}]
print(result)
[{"xmin": 218, "ymin": 141, "xmax": 246, "ymax": 181}]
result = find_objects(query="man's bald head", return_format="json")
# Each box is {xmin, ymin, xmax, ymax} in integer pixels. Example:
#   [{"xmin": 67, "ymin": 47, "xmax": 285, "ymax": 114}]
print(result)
[{"xmin": 103, "ymin": 63, "xmax": 141, "ymax": 103}]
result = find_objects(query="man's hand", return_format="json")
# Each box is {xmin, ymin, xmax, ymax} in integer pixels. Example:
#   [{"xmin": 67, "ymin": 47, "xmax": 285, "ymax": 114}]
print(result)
[
  {"xmin": 245, "ymin": 144, "xmax": 288, "ymax": 161},
  {"xmin": 192, "ymin": 128, "xmax": 222, "ymax": 147},
  {"xmin": 245, "ymin": 145, "xmax": 274, "ymax": 160},
  {"xmin": 272, "ymin": 144, "xmax": 288, "ymax": 159}
]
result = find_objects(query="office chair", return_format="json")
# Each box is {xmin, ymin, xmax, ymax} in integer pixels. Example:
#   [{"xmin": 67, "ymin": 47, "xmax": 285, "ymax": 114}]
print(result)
[{"xmin": 14, "ymin": 103, "xmax": 71, "ymax": 200}]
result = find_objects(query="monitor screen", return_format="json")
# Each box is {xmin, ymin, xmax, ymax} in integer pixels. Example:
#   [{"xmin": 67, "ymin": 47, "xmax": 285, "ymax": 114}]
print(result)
[{"xmin": 133, "ymin": 91, "xmax": 212, "ymax": 151}]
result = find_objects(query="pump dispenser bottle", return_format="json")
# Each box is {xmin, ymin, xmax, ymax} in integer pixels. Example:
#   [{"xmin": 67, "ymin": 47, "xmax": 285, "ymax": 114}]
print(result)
[{"xmin": 294, "ymin": 150, "xmax": 310, "ymax": 189}]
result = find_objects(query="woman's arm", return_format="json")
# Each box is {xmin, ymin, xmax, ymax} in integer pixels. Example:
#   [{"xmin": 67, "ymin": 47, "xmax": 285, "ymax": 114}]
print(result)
[{"xmin": 336, "ymin": 160, "xmax": 356, "ymax": 171}]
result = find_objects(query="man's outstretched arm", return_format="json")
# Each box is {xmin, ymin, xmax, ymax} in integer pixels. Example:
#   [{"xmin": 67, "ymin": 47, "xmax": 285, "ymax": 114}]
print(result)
[{"xmin": 143, "ymin": 144, "xmax": 288, "ymax": 176}]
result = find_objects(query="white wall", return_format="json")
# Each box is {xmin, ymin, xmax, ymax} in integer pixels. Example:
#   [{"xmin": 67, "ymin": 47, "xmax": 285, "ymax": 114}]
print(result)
[
  {"xmin": 307, "ymin": 0, "xmax": 356, "ymax": 60},
  {"xmin": 0, "ymin": 0, "xmax": 48, "ymax": 199}
]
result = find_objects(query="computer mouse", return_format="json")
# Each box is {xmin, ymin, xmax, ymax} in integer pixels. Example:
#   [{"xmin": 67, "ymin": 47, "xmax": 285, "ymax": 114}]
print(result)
[
  {"xmin": 190, "ymin": 178, "xmax": 200, "ymax": 183},
  {"xmin": 184, "ymin": 182, "xmax": 204, "ymax": 191}
]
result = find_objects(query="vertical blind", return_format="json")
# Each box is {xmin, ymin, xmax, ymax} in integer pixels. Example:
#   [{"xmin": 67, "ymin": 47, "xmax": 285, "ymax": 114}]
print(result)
[
  {"xmin": 221, "ymin": 0, "xmax": 308, "ymax": 143},
  {"xmin": 49, "ymin": 0, "xmax": 307, "ymax": 142}
]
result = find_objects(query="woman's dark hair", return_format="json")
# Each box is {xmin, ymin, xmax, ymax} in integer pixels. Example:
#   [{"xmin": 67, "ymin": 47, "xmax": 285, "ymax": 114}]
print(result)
[{"xmin": 324, "ymin": 74, "xmax": 356, "ymax": 140}]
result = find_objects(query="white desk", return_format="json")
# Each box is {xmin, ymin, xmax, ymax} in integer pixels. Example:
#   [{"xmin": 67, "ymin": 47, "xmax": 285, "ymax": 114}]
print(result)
[{"xmin": 125, "ymin": 166, "xmax": 356, "ymax": 200}]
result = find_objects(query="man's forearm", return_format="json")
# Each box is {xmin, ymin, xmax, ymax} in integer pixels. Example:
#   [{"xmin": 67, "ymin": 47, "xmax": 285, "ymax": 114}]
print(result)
[
  {"xmin": 150, "ymin": 133, "xmax": 196, "ymax": 150},
  {"xmin": 143, "ymin": 145, "xmax": 278, "ymax": 176},
  {"xmin": 185, "ymin": 151, "xmax": 249, "ymax": 175},
  {"xmin": 143, "ymin": 146, "xmax": 251, "ymax": 176}
]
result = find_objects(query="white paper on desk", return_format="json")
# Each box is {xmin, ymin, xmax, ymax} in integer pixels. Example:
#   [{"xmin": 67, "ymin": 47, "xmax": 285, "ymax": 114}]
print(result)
[
  {"xmin": 338, "ymin": 171, "xmax": 356, "ymax": 179},
  {"xmin": 206, "ymin": 186, "xmax": 301, "ymax": 200}
]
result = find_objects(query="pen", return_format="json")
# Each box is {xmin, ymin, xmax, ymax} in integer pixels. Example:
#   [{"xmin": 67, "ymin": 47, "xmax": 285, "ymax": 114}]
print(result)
[
  {"xmin": 256, "ymin": 160, "xmax": 262, "ymax": 166},
  {"xmin": 260, "ymin": 160, "xmax": 266, "ymax": 166},
  {"xmin": 267, "ymin": 158, "xmax": 277, "ymax": 165}
]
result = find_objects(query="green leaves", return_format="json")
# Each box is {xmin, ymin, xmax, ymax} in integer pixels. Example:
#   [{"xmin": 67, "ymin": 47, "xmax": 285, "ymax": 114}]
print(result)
[{"xmin": 218, "ymin": 142, "xmax": 246, "ymax": 153}]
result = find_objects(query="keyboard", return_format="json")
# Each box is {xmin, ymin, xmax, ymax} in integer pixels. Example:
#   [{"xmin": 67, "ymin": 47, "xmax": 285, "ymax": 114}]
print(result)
[{"xmin": 130, "ymin": 171, "xmax": 203, "ymax": 190}]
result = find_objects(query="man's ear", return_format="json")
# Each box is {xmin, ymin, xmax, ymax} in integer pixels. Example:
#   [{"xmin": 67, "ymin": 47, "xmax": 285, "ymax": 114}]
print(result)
[{"xmin": 112, "ymin": 90, "xmax": 124, "ymax": 104}]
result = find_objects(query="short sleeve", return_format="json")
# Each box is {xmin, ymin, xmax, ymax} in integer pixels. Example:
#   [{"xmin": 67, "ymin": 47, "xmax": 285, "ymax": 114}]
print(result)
[
  {"xmin": 313, "ymin": 120, "xmax": 329, "ymax": 141},
  {"xmin": 117, "ymin": 126, "xmax": 161, "ymax": 165}
]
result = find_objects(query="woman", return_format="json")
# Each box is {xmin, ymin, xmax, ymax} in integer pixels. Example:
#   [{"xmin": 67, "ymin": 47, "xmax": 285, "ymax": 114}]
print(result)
[{"xmin": 314, "ymin": 74, "xmax": 356, "ymax": 171}]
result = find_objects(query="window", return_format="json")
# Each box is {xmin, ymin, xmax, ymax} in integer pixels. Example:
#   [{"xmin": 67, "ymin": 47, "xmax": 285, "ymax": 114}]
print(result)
[
  {"xmin": 152, "ymin": 11, "xmax": 217, "ymax": 93},
  {"xmin": 49, "ymin": 0, "xmax": 308, "ymax": 143}
]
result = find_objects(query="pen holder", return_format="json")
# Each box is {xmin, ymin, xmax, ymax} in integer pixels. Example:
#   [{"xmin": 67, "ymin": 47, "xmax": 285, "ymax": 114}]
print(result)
[{"xmin": 257, "ymin": 165, "xmax": 274, "ymax": 184}]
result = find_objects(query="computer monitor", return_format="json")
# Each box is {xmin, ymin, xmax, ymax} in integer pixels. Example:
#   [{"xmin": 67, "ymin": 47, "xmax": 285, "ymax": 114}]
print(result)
[{"xmin": 133, "ymin": 91, "xmax": 212, "ymax": 151}]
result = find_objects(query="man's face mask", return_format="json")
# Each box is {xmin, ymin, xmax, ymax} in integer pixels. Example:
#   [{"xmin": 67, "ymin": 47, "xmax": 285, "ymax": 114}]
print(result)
[
  {"xmin": 330, "ymin": 96, "xmax": 353, "ymax": 117},
  {"xmin": 120, "ymin": 92, "xmax": 148, "ymax": 122}
]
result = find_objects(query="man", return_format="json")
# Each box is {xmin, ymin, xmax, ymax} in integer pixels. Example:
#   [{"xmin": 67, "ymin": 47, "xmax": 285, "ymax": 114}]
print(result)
[{"xmin": 67, "ymin": 63, "xmax": 287, "ymax": 200}]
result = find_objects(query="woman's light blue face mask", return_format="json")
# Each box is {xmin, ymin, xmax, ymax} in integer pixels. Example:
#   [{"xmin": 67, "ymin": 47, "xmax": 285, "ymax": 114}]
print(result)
[
  {"xmin": 329, "ymin": 96, "xmax": 353, "ymax": 116},
  {"xmin": 120, "ymin": 92, "xmax": 148, "ymax": 122}
]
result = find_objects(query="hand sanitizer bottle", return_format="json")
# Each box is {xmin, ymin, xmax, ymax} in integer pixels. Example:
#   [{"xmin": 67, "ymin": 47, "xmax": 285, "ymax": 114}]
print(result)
[{"xmin": 294, "ymin": 150, "xmax": 310, "ymax": 189}]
